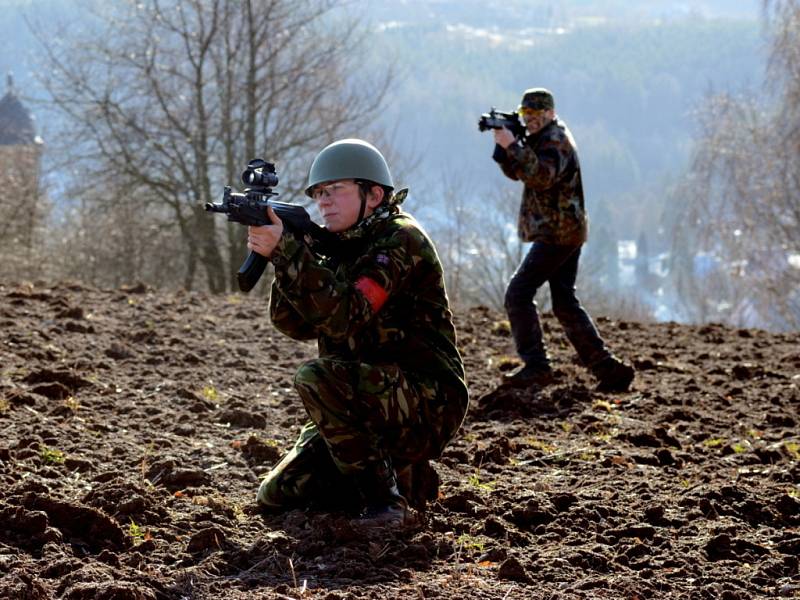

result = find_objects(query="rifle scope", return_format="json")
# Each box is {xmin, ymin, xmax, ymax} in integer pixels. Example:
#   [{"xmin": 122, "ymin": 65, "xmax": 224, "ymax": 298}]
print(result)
[{"xmin": 242, "ymin": 159, "xmax": 279, "ymax": 188}]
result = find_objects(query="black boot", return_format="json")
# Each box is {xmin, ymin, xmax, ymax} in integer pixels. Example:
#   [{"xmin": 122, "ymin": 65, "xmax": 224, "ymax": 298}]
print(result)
[
  {"xmin": 593, "ymin": 356, "xmax": 635, "ymax": 392},
  {"xmin": 353, "ymin": 458, "xmax": 413, "ymax": 528},
  {"xmin": 502, "ymin": 363, "xmax": 555, "ymax": 388}
]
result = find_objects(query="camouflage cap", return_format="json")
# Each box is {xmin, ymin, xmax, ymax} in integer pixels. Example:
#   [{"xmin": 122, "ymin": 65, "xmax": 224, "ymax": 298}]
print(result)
[{"xmin": 518, "ymin": 88, "xmax": 555, "ymax": 111}]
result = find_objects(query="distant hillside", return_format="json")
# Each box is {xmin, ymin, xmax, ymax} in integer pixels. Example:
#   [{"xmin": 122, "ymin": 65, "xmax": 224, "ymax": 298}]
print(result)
[
  {"xmin": 1, "ymin": 0, "xmax": 764, "ymax": 240},
  {"xmin": 365, "ymin": 0, "xmax": 760, "ymax": 25},
  {"xmin": 0, "ymin": 0, "xmax": 768, "ymax": 325},
  {"xmin": 364, "ymin": 10, "xmax": 764, "ymax": 238}
]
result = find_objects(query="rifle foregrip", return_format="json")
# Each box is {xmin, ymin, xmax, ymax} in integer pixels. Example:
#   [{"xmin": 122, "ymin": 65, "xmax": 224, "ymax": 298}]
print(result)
[{"xmin": 237, "ymin": 250, "xmax": 269, "ymax": 292}]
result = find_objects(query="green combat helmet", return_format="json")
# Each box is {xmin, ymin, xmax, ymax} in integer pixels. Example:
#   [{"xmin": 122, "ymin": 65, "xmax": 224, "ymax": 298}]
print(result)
[
  {"xmin": 305, "ymin": 138, "xmax": 394, "ymax": 196},
  {"xmin": 518, "ymin": 87, "xmax": 555, "ymax": 111}
]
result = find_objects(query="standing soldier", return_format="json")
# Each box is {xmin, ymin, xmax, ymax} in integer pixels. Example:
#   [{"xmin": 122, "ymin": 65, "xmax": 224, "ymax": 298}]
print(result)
[
  {"xmin": 248, "ymin": 139, "xmax": 469, "ymax": 527},
  {"xmin": 491, "ymin": 88, "xmax": 635, "ymax": 392}
]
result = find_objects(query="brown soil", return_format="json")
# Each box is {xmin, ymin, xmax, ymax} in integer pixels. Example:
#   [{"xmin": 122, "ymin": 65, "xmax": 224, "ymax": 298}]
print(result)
[{"xmin": 1, "ymin": 281, "xmax": 798, "ymax": 600}]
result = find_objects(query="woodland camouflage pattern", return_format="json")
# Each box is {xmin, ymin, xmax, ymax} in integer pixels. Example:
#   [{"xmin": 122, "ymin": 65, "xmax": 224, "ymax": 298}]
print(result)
[
  {"xmin": 257, "ymin": 203, "xmax": 468, "ymax": 509},
  {"xmin": 496, "ymin": 117, "xmax": 588, "ymax": 246}
]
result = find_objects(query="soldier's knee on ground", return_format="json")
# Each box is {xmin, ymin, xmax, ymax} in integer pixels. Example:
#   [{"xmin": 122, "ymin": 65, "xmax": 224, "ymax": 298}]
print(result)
[
  {"xmin": 255, "ymin": 450, "xmax": 321, "ymax": 511},
  {"xmin": 256, "ymin": 472, "xmax": 287, "ymax": 510},
  {"xmin": 256, "ymin": 429, "xmax": 365, "ymax": 513},
  {"xmin": 255, "ymin": 426, "xmax": 324, "ymax": 511}
]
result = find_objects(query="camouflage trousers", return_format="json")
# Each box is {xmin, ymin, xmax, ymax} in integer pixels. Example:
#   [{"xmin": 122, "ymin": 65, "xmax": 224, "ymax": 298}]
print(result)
[
  {"xmin": 505, "ymin": 242, "xmax": 610, "ymax": 369},
  {"xmin": 256, "ymin": 357, "xmax": 468, "ymax": 511}
]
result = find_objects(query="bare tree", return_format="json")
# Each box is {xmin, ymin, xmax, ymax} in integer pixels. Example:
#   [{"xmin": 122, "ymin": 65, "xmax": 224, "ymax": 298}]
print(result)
[
  {"xmin": 457, "ymin": 189, "xmax": 526, "ymax": 310},
  {"xmin": 669, "ymin": 1, "xmax": 800, "ymax": 330},
  {"xmin": 421, "ymin": 174, "xmax": 477, "ymax": 308},
  {"xmin": 428, "ymin": 177, "xmax": 654, "ymax": 324},
  {"xmin": 0, "ymin": 145, "xmax": 42, "ymax": 261},
  {"xmin": 49, "ymin": 186, "xmax": 187, "ymax": 287},
  {"xmin": 425, "ymin": 182, "xmax": 524, "ymax": 310},
  {"xmin": 31, "ymin": 0, "xmax": 392, "ymax": 292}
]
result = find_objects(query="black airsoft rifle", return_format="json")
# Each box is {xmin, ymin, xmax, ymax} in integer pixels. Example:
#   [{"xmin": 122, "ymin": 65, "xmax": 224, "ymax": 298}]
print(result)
[
  {"xmin": 205, "ymin": 158, "xmax": 336, "ymax": 293},
  {"xmin": 478, "ymin": 107, "xmax": 525, "ymax": 139}
]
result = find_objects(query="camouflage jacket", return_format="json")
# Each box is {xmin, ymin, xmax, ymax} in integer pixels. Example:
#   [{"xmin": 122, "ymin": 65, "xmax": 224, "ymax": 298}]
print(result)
[
  {"xmin": 495, "ymin": 117, "xmax": 588, "ymax": 245},
  {"xmin": 268, "ymin": 204, "xmax": 466, "ymax": 386}
]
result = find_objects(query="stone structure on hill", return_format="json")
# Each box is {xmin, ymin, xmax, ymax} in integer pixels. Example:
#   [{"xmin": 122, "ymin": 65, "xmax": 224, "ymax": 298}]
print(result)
[{"xmin": 0, "ymin": 73, "xmax": 44, "ymax": 259}]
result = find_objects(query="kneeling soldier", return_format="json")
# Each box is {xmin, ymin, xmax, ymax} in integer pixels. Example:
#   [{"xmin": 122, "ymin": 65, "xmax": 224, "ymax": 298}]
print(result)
[{"xmin": 249, "ymin": 139, "xmax": 469, "ymax": 527}]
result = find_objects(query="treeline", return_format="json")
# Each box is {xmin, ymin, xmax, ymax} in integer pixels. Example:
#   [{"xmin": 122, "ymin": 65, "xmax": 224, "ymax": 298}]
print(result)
[
  {"xmin": 368, "ymin": 13, "xmax": 763, "ymax": 232},
  {"xmin": 668, "ymin": 0, "xmax": 800, "ymax": 330},
  {"xmin": 0, "ymin": 0, "xmax": 798, "ymax": 331}
]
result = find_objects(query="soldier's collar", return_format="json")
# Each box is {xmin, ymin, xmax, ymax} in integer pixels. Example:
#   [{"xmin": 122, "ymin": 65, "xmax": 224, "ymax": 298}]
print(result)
[{"xmin": 390, "ymin": 187, "xmax": 409, "ymax": 206}]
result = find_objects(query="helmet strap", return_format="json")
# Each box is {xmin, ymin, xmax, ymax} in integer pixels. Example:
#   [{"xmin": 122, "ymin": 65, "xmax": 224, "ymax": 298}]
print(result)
[
  {"xmin": 355, "ymin": 180, "xmax": 372, "ymax": 224},
  {"xmin": 357, "ymin": 195, "xmax": 367, "ymax": 224}
]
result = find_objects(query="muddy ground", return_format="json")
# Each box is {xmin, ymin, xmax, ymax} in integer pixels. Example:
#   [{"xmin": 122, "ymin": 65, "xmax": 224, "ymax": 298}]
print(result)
[{"xmin": 0, "ymin": 281, "xmax": 798, "ymax": 600}]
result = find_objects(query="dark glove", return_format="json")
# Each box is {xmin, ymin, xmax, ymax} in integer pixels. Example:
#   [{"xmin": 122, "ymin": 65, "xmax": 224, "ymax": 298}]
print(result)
[{"xmin": 492, "ymin": 143, "xmax": 508, "ymax": 164}]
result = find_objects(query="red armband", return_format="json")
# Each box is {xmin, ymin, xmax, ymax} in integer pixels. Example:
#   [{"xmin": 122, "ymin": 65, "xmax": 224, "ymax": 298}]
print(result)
[{"xmin": 355, "ymin": 276, "xmax": 389, "ymax": 312}]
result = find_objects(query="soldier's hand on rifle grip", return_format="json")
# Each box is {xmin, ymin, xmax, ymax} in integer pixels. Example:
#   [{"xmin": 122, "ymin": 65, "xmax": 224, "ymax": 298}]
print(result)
[
  {"xmin": 247, "ymin": 205, "xmax": 284, "ymax": 258},
  {"xmin": 493, "ymin": 127, "xmax": 517, "ymax": 149}
]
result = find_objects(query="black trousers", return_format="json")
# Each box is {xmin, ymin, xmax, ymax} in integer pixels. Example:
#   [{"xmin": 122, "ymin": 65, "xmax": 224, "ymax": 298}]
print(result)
[{"xmin": 504, "ymin": 242, "xmax": 610, "ymax": 369}]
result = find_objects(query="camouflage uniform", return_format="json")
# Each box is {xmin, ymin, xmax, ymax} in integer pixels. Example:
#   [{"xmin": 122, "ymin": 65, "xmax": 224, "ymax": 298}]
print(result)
[
  {"xmin": 494, "ymin": 115, "xmax": 612, "ymax": 370},
  {"xmin": 257, "ymin": 201, "xmax": 468, "ymax": 510},
  {"xmin": 497, "ymin": 118, "xmax": 587, "ymax": 246}
]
